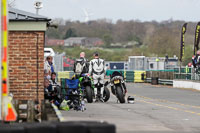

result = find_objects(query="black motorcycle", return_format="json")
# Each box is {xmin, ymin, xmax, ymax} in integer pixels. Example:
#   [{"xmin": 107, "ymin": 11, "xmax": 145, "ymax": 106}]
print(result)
[
  {"xmin": 79, "ymin": 74, "xmax": 94, "ymax": 103},
  {"xmin": 95, "ymin": 77, "xmax": 110, "ymax": 102},
  {"xmin": 110, "ymin": 71, "xmax": 126, "ymax": 103}
]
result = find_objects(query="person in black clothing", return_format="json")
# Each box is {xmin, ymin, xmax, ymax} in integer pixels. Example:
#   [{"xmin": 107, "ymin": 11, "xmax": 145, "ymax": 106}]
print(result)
[
  {"xmin": 192, "ymin": 50, "xmax": 200, "ymax": 67},
  {"xmin": 73, "ymin": 52, "xmax": 89, "ymax": 77},
  {"xmin": 44, "ymin": 73, "xmax": 62, "ymax": 107},
  {"xmin": 44, "ymin": 78, "xmax": 53, "ymax": 100},
  {"xmin": 50, "ymin": 72, "xmax": 59, "ymax": 86},
  {"xmin": 192, "ymin": 50, "xmax": 200, "ymax": 73},
  {"xmin": 50, "ymin": 72, "xmax": 62, "ymax": 104}
]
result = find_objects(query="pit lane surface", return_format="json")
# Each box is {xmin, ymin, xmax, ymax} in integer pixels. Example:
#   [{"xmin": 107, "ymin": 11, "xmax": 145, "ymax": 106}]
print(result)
[{"xmin": 61, "ymin": 83, "xmax": 200, "ymax": 133}]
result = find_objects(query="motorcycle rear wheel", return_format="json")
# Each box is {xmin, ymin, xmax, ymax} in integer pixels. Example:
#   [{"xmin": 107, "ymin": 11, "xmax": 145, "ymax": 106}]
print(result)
[{"xmin": 86, "ymin": 86, "xmax": 93, "ymax": 103}]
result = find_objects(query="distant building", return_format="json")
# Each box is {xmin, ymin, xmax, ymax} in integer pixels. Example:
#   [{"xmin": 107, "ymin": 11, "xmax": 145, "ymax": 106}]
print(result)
[
  {"xmin": 64, "ymin": 37, "xmax": 104, "ymax": 47},
  {"xmin": 46, "ymin": 39, "xmax": 64, "ymax": 46},
  {"xmin": 86, "ymin": 37, "xmax": 104, "ymax": 46},
  {"xmin": 128, "ymin": 56, "xmax": 146, "ymax": 70},
  {"xmin": 64, "ymin": 37, "xmax": 86, "ymax": 47},
  {"xmin": 128, "ymin": 56, "xmax": 179, "ymax": 70}
]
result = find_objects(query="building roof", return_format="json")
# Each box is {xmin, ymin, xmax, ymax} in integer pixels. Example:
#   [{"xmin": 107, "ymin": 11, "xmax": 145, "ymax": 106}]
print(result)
[
  {"xmin": 46, "ymin": 39, "xmax": 65, "ymax": 46},
  {"xmin": 65, "ymin": 37, "xmax": 87, "ymax": 41},
  {"xmin": 9, "ymin": 7, "xmax": 51, "ymax": 21}
]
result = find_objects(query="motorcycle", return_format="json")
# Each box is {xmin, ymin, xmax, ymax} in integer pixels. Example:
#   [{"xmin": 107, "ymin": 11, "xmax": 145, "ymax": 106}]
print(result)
[
  {"xmin": 95, "ymin": 77, "xmax": 110, "ymax": 102},
  {"xmin": 79, "ymin": 73, "xmax": 94, "ymax": 103},
  {"xmin": 110, "ymin": 71, "xmax": 126, "ymax": 103}
]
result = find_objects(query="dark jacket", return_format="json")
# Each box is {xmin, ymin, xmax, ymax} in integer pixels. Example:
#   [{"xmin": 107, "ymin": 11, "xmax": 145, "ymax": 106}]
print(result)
[{"xmin": 73, "ymin": 57, "xmax": 89, "ymax": 74}]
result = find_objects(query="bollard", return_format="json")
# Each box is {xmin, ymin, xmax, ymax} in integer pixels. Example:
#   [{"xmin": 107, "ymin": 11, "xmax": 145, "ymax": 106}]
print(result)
[{"xmin": 151, "ymin": 77, "xmax": 159, "ymax": 85}]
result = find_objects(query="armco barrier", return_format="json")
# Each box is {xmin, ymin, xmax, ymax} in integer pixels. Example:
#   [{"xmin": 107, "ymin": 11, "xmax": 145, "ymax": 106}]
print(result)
[
  {"xmin": 126, "ymin": 71, "xmax": 134, "ymax": 82},
  {"xmin": 1, "ymin": 121, "xmax": 116, "ymax": 133},
  {"xmin": 146, "ymin": 70, "xmax": 174, "ymax": 80},
  {"xmin": 62, "ymin": 70, "xmax": 147, "ymax": 83},
  {"xmin": 146, "ymin": 78, "xmax": 173, "ymax": 85},
  {"xmin": 106, "ymin": 70, "xmax": 146, "ymax": 83},
  {"xmin": 159, "ymin": 79, "xmax": 173, "ymax": 85}
]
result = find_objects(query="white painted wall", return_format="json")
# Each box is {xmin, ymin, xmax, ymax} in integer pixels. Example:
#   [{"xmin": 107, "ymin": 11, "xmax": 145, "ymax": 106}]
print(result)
[{"xmin": 173, "ymin": 80, "xmax": 200, "ymax": 91}]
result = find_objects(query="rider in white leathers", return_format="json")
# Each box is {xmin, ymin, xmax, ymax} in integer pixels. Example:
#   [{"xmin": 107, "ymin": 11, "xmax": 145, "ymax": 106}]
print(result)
[{"xmin": 89, "ymin": 52, "xmax": 106, "ymax": 101}]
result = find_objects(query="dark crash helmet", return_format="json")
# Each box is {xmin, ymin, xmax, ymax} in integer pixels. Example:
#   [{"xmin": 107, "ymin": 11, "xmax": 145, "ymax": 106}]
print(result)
[
  {"xmin": 127, "ymin": 96, "xmax": 135, "ymax": 103},
  {"xmin": 93, "ymin": 51, "xmax": 99, "ymax": 57}
]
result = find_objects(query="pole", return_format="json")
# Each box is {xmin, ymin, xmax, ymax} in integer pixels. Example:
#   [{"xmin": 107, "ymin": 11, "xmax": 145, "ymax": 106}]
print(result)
[
  {"xmin": 1, "ymin": 0, "xmax": 17, "ymax": 121},
  {"xmin": 36, "ymin": 34, "xmax": 39, "ymax": 102},
  {"xmin": 36, "ymin": 8, "xmax": 39, "ymax": 15},
  {"xmin": 0, "ymin": 0, "xmax": 2, "ymax": 121},
  {"xmin": 180, "ymin": 23, "xmax": 187, "ymax": 80},
  {"xmin": 180, "ymin": 61, "xmax": 182, "ymax": 79},
  {"xmin": 32, "ymin": 32, "xmax": 39, "ymax": 102}
]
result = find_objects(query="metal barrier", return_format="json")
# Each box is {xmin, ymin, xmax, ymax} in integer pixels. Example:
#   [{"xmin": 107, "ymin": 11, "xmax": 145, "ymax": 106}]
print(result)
[
  {"xmin": 174, "ymin": 67, "xmax": 200, "ymax": 81},
  {"xmin": 146, "ymin": 78, "xmax": 173, "ymax": 85},
  {"xmin": 106, "ymin": 70, "xmax": 146, "ymax": 83},
  {"xmin": 159, "ymin": 79, "xmax": 173, "ymax": 85}
]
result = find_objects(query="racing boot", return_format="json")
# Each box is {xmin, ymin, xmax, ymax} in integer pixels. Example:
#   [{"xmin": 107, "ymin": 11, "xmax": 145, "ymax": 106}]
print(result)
[
  {"xmin": 95, "ymin": 94, "xmax": 100, "ymax": 102},
  {"xmin": 99, "ymin": 94, "xmax": 104, "ymax": 102}
]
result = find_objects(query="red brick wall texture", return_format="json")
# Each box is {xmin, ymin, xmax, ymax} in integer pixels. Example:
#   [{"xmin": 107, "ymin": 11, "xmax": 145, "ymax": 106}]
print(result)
[{"xmin": 8, "ymin": 31, "xmax": 45, "ymax": 101}]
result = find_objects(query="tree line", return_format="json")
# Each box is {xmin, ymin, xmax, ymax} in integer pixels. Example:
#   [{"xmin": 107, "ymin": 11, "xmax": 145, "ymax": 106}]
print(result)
[{"xmin": 47, "ymin": 19, "xmax": 198, "ymax": 64}]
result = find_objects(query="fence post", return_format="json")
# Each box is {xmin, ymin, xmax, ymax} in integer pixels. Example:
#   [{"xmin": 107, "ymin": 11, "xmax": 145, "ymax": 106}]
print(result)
[{"xmin": 27, "ymin": 100, "xmax": 35, "ymax": 122}]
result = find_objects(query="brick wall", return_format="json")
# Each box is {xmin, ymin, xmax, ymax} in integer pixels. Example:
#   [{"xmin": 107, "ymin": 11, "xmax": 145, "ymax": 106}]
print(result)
[{"xmin": 8, "ymin": 31, "xmax": 45, "ymax": 101}]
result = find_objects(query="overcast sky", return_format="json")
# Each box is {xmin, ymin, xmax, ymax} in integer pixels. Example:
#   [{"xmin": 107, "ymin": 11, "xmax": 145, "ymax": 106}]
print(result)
[{"xmin": 14, "ymin": 0, "xmax": 200, "ymax": 22}]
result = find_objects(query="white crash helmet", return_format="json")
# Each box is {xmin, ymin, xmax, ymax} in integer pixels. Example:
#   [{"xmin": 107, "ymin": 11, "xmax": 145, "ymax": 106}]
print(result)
[{"xmin": 127, "ymin": 96, "xmax": 135, "ymax": 103}]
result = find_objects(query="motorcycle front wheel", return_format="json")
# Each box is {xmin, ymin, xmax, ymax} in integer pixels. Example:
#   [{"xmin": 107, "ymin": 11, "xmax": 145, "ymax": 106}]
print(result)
[{"xmin": 116, "ymin": 86, "xmax": 125, "ymax": 103}]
